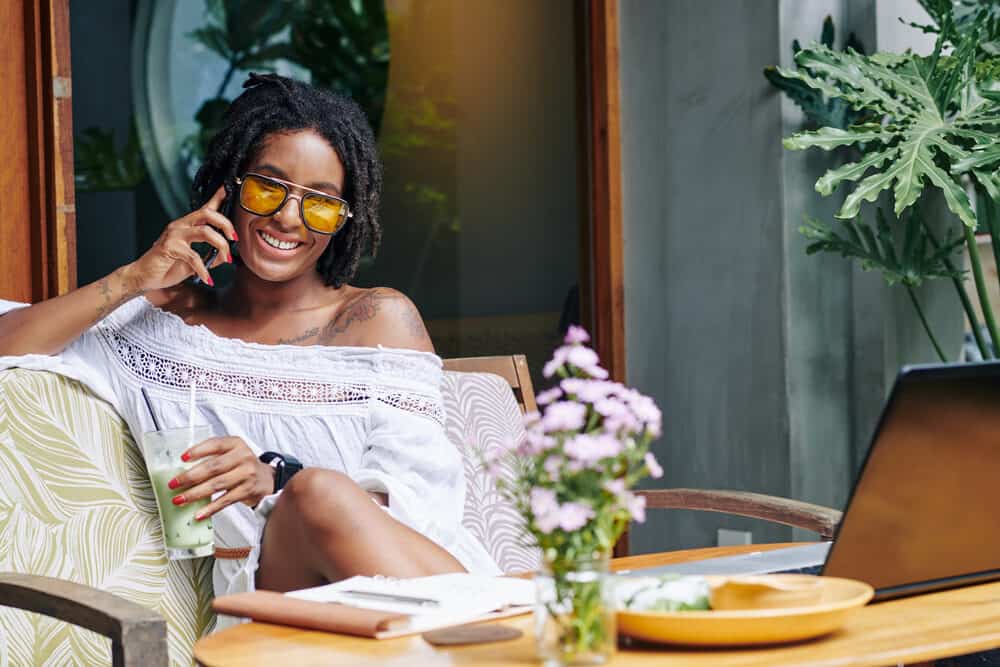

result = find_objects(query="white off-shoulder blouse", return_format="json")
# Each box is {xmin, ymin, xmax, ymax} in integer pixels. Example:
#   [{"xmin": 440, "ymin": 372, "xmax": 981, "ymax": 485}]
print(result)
[{"xmin": 0, "ymin": 297, "xmax": 501, "ymax": 604}]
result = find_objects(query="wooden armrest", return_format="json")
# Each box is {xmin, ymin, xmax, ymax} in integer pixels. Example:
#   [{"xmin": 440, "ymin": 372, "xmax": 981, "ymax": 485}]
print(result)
[
  {"xmin": 0, "ymin": 573, "xmax": 168, "ymax": 667},
  {"xmin": 637, "ymin": 489, "xmax": 842, "ymax": 539}
]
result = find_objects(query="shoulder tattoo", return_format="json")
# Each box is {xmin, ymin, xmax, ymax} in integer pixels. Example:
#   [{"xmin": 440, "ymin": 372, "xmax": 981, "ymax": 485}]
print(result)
[
  {"xmin": 316, "ymin": 290, "xmax": 389, "ymax": 345},
  {"xmin": 274, "ymin": 289, "xmax": 429, "ymax": 346}
]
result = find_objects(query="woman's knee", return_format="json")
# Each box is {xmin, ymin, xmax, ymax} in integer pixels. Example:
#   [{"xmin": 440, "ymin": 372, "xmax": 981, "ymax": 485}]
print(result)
[{"xmin": 278, "ymin": 468, "xmax": 368, "ymax": 529}]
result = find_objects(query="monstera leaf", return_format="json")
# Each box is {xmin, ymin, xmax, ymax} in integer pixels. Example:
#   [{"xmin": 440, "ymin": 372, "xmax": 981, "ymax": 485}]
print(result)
[{"xmin": 779, "ymin": 36, "xmax": 1000, "ymax": 230}]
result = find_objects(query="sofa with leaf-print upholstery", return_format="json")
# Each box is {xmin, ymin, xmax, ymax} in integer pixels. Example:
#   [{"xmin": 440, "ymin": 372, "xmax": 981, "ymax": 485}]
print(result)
[{"xmin": 0, "ymin": 367, "xmax": 536, "ymax": 666}]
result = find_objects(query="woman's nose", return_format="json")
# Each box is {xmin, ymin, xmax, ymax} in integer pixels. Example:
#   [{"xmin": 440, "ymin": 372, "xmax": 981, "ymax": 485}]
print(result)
[{"xmin": 272, "ymin": 195, "xmax": 309, "ymax": 240}]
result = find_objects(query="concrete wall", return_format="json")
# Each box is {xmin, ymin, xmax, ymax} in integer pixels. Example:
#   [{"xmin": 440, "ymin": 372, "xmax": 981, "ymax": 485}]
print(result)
[{"xmin": 620, "ymin": 0, "xmax": 964, "ymax": 553}]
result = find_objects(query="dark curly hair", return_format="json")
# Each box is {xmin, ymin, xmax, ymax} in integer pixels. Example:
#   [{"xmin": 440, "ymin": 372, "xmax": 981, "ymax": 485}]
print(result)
[{"xmin": 191, "ymin": 73, "xmax": 382, "ymax": 288}]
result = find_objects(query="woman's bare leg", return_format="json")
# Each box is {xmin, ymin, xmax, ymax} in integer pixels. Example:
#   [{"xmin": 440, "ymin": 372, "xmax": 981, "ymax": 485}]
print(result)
[{"xmin": 256, "ymin": 468, "xmax": 465, "ymax": 592}]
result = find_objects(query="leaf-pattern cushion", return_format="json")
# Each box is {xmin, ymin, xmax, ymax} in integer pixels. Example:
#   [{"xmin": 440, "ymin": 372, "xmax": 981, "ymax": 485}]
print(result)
[
  {"xmin": 0, "ymin": 369, "xmax": 214, "ymax": 667},
  {"xmin": 441, "ymin": 370, "xmax": 541, "ymax": 573}
]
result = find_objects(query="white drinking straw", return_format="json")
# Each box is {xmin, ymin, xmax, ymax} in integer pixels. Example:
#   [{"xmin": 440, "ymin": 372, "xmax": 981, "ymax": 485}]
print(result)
[{"xmin": 187, "ymin": 380, "xmax": 197, "ymax": 447}]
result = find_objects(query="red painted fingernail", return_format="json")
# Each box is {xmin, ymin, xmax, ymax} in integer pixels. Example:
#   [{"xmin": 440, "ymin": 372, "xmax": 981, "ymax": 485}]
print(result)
[
  {"xmin": 227, "ymin": 254, "xmax": 233, "ymax": 264},
  {"xmin": 172, "ymin": 495, "xmax": 185, "ymax": 506},
  {"xmin": 233, "ymin": 231, "xmax": 240, "ymax": 241},
  {"xmin": 206, "ymin": 276, "xmax": 215, "ymax": 287},
  {"xmin": 168, "ymin": 478, "xmax": 179, "ymax": 490},
  {"xmin": 181, "ymin": 452, "xmax": 191, "ymax": 462},
  {"xmin": 195, "ymin": 512, "xmax": 206, "ymax": 521}
]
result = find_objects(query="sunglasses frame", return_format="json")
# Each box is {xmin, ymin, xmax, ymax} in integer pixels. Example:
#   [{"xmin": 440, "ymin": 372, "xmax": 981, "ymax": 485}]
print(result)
[{"xmin": 235, "ymin": 172, "xmax": 353, "ymax": 236}]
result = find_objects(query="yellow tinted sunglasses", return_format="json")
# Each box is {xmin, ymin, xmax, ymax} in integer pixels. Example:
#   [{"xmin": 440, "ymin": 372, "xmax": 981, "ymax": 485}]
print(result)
[{"xmin": 236, "ymin": 173, "xmax": 352, "ymax": 235}]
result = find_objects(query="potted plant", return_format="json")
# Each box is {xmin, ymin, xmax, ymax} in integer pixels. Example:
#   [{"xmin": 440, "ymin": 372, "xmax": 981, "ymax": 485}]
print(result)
[
  {"xmin": 770, "ymin": 1, "xmax": 1000, "ymax": 361},
  {"xmin": 486, "ymin": 326, "xmax": 662, "ymax": 665}
]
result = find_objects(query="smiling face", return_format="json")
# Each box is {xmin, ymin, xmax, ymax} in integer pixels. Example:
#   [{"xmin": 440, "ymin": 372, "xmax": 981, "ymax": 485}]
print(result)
[{"xmin": 232, "ymin": 129, "xmax": 346, "ymax": 284}]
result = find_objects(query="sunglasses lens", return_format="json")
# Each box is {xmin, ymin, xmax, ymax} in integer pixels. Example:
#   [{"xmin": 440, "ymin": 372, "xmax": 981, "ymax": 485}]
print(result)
[
  {"xmin": 303, "ymin": 194, "xmax": 347, "ymax": 234},
  {"xmin": 241, "ymin": 175, "xmax": 286, "ymax": 215}
]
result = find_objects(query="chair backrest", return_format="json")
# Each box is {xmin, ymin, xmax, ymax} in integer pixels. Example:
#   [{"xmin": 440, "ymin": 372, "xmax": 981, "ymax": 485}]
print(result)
[
  {"xmin": 442, "ymin": 355, "xmax": 537, "ymax": 413},
  {"xmin": 440, "ymin": 368, "xmax": 540, "ymax": 574},
  {"xmin": 0, "ymin": 369, "xmax": 214, "ymax": 667}
]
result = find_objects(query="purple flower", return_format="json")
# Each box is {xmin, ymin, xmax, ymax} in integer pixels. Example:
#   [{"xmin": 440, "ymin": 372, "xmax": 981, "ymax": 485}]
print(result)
[
  {"xmin": 630, "ymin": 395, "xmax": 663, "ymax": 437},
  {"xmin": 593, "ymin": 397, "xmax": 626, "ymax": 418},
  {"xmin": 531, "ymin": 487, "xmax": 564, "ymax": 533},
  {"xmin": 644, "ymin": 452, "xmax": 663, "ymax": 478},
  {"xmin": 542, "ymin": 347, "xmax": 571, "ymax": 378},
  {"xmin": 558, "ymin": 502, "xmax": 595, "ymax": 531},
  {"xmin": 603, "ymin": 409, "xmax": 641, "ymax": 435},
  {"xmin": 603, "ymin": 478, "xmax": 626, "ymax": 496},
  {"xmin": 522, "ymin": 420, "xmax": 556, "ymax": 454},
  {"xmin": 535, "ymin": 511, "xmax": 561, "ymax": 533},
  {"xmin": 531, "ymin": 487, "xmax": 559, "ymax": 518},
  {"xmin": 590, "ymin": 366, "xmax": 610, "ymax": 379},
  {"xmin": 561, "ymin": 378, "xmax": 616, "ymax": 403},
  {"xmin": 540, "ymin": 401, "xmax": 587, "ymax": 432},
  {"xmin": 566, "ymin": 346, "xmax": 600, "ymax": 370},
  {"xmin": 625, "ymin": 493, "xmax": 647, "ymax": 522},
  {"xmin": 564, "ymin": 433, "xmax": 623, "ymax": 463},
  {"xmin": 564, "ymin": 325, "xmax": 591, "ymax": 344},
  {"xmin": 536, "ymin": 387, "xmax": 563, "ymax": 406}
]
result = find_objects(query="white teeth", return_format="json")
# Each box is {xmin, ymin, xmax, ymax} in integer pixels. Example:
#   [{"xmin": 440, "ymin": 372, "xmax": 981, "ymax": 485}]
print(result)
[{"xmin": 260, "ymin": 231, "xmax": 301, "ymax": 251}]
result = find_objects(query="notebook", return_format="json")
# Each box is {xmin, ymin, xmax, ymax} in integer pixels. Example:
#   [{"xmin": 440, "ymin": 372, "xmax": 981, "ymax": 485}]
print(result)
[{"xmin": 212, "ymin": 573, "xmax": 535, "ymax": 639}]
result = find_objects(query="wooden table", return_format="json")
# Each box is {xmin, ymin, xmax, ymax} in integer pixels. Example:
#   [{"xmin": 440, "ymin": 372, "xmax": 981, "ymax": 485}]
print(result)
[{"xmin": 194, "ymin": 543, "xmax": 1000, "ymax": 666}]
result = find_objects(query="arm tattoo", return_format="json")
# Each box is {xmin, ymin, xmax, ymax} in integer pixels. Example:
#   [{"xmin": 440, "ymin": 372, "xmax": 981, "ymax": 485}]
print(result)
[{"xmin": 95, "ymin": 274, "xmax": 147, "ymax": 319}]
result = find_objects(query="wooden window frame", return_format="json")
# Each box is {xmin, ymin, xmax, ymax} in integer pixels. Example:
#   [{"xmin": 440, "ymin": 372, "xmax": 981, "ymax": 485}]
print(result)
[
  {"xmin": 34, "ymin": 0, "xmax": 76, "ymax": 298},
  {"xmin": 586, "ymin": 0, "xmax": 625, "ymax": 383}
]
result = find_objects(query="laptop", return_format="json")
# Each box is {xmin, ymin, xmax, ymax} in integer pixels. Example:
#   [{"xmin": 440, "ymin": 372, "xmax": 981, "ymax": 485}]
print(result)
[{"xmin": 624, "ymin": 361, "xmax": 1000, "ymax": 601}]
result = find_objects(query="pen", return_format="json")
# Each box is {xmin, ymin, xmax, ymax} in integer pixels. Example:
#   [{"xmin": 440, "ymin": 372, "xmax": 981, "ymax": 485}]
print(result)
[{"xmin": 338, "ymin": 590, "xmax": 441, "ymax": 607}]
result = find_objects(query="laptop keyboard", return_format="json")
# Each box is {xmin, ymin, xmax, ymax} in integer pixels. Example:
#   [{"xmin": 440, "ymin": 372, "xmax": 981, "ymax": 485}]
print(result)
[{"xmin": 773, "ymin": 564, "xmax": 822, "ymax": 576}]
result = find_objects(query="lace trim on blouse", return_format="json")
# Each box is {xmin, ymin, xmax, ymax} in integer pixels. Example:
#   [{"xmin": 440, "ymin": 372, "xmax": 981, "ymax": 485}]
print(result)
[{"xmin": 97, "ymin": 299, "xmax": 446, "ymax": 424}]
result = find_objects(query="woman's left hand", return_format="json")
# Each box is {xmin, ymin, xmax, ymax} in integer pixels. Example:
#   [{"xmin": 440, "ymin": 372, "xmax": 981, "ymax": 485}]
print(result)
[{"xmin": 168, "ymin": 436, "xmax": 275, "ymax": 520}]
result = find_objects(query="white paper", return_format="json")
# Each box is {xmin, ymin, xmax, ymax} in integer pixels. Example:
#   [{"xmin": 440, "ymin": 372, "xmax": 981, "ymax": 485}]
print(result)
[{"xmin": 287, "ymin": 573, "xmax": 535, "ymax": 621}]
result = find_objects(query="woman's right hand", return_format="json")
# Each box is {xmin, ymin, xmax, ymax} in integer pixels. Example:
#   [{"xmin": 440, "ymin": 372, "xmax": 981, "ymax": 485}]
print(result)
[{"xmin": 123, "ymin": 185, "xmax": 238, "ymax": 290}]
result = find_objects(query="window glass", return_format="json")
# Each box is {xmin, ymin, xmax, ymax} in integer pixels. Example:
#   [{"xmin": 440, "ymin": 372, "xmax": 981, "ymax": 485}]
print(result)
[{"xmin": 72, "ymin": 0, "xmax": 583, "ymax": 384}]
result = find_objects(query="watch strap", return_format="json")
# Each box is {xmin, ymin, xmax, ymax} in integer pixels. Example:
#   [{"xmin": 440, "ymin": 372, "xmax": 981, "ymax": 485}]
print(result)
[{"xmin": 259, "ymin": 452, "xmax": 304, "ymax": 493}]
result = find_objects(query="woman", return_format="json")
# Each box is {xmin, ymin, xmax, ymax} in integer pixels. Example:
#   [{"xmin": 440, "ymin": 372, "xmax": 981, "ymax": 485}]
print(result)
[{"xmin": 0, "ymin": 73, "xmax": 499, "ymax": 600}]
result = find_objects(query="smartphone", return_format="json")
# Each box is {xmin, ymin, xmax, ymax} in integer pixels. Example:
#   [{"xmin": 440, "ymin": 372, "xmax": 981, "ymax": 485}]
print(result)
[{"xmin": 192, "ymin": 183, "xmax": 236, "ymax": 286}]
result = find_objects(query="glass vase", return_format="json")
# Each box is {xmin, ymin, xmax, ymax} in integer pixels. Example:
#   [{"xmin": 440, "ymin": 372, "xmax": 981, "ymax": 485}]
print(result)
[{"xmin": 534, "ymin": 553, "xmax": 616, "ymax": 666}]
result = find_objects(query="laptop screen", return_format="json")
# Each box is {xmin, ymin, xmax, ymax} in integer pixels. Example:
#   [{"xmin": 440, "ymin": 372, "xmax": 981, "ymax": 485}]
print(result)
[{"xmin": 823, "ymin": 362, "xmax": 1000, "ymax": 599}]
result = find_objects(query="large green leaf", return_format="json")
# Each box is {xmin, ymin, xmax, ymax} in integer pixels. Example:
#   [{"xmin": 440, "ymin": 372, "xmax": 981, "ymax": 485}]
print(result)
[{"xmin": 782, "ymin": 41, "xmax": 999, "ymax": 229}]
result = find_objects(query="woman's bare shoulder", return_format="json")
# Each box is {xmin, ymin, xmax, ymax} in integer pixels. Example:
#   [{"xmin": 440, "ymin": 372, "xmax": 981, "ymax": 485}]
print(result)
[{"xmin": 326, "ymin": 286, "xmax": 434, "ymax": 353}]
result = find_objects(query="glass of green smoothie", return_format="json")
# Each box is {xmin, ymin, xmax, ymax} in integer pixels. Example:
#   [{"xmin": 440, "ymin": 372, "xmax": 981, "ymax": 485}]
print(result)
[{"xmin": 141, "ymin": 425, "xmax": 214, "ymax": 560}]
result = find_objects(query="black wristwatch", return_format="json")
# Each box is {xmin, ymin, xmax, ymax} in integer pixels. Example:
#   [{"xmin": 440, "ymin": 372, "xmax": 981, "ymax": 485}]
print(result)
[{"xmin": 259, "ymin": 452, "xmax": 304, "ymax": 493}]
